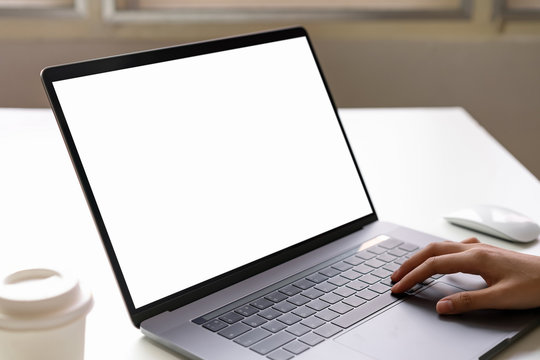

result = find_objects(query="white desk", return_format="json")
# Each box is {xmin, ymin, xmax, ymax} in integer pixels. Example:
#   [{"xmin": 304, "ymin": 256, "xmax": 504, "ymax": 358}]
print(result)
[{"xmin": 1, "ymin": 107, "xmax": 539, "ymax": 359}]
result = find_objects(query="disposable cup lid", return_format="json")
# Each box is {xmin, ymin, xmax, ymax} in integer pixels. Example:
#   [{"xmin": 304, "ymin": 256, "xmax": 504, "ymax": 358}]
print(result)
[{"xmin": 0, "ymin": 268, "xmax": 93, "ymax": 330}]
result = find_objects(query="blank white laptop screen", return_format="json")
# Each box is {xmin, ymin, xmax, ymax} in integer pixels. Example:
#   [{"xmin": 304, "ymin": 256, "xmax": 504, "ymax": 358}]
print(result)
[{"xmin": 53, "ymin": 36, "xmax": 372, "ymax": 309}]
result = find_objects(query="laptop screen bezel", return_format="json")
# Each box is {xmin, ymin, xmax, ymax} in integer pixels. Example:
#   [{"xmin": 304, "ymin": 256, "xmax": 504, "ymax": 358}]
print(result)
[{"xmin": 41, "ymin": 27, "xmax": 378, "ymax": 328}]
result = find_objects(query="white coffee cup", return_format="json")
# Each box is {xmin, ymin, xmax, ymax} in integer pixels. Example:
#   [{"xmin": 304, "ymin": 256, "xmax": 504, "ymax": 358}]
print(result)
[{"xmin": 0, "ymin": 268, "xmax": 93, "ymax": 360}]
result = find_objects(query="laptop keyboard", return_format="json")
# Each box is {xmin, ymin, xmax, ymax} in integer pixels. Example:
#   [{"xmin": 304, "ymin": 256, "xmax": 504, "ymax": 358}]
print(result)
[{"xmin": 195, "ymin": 236, "xmax": 442, "ymax": 359}]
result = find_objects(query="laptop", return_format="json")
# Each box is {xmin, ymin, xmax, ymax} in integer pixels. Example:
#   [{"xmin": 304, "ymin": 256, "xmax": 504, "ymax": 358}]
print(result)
[{"xmin": 41, "ymin": 27, "xmax": 539, "ymax": 360}]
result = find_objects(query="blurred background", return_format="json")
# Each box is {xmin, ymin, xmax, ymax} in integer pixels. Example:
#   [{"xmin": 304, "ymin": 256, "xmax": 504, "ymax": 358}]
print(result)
[{"xmin": 1, "ymin": 0, "xmax": 539, "ymax": 178}]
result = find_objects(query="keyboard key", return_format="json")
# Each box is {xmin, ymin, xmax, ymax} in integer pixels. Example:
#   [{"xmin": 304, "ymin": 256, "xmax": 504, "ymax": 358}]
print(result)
[
  {"xmin": 343, "ymin": 255, "xmax": 363, "ymax": 266},
  {"xmin": 333, "ymin": 286, "xmax": 355, "ymax": 298},
  {"xmin": 367, "ymin": 246, "xmax": 386, "ymax": 255},
  {"xmin": 394, "ymin": 257, "xmax": 408, "ymax": 265},
  {"xmin": 329, "ymin": 302, "xmax": 353, "ymax": 315},
  {"xmin": 314, "ymin": 323, "xmax": 342, "ymax": 338},
  {"xmin": 399, "ymin": 243, "xmax": 419, "ymax": 252},
  {"xmin": 292, "ymin": 306, "xmax": 316, "ymax": 318},
  {"xmin": 259, "ymin": 308, "xmax": 283, "ymax": 320},
  {"xmin": 328, "ymin": 275, "xmax": 350, "ymax": 286},
  {"xmin": 388, "ymin": 248, "xmax": 407, "ymax": 257},
  {"xmin": 332, "ymin": 292, "xmax": 400, "ymax": 329},
  {"xmin": 359, "ymin": 274, "xmax": 380, "ymax": 285},
  {"xmin": 287, "ymin": 294, "xmax": 310, "ymax": 306},
  {"xmin": 299, "ymin": 332, "xmax": 325, "ymax": 346},
  {"xmin": 243, "ymin": 314, "xmax": 268, "ymax": 327},
  {"xmin": 250, "ymin": 331, "xmax": 295, "ymax": 355},
  {"xmin": 262, "ymin": 320, "xmax": 287, "ymax": 333},
  {"xmin": 320, "ymin": 293, "xmax": 343, "ymax": 305},
  {"xmin": 377, "ymin": 253, "xmax": 397, "ymax": 263},
  {"xmin": 315, "ymin": 281, "xmax": 337, "ymax": 293},
  {"xmin": 380, "ymin": 277, "xmax": 395, "ymax": 287},
  {"xmin": 315, "ymin": 308, "xmax": 339, "ymax": 321},
  {"xmin": 218, "ymin": 322, "xmax": 251, "ymax": 339},
  {"xmin": 343, "ymin": 295, "xmax": 366, "ymax": 307},
  {"xmin": 234, "ymin": 328, "xmax": 272, "ymax": 347},
  {"xmin": 356, "ymin": 250, "xmax": 376, "ymax": 260},
  {"xmin": 235, "ymin": 305, "xmax": 259, "ymax": 317},
  {"xmin": 293, "ymin": 278, "xmax": 316, "ymax": 290},
  {"xmin": 251, "ymin": 298, "xmax": 274, "ymax": 310},
  {"xmin": 383, "ymin": 262, "xmax": 400, "ymax": 272},
  {"xmin": 302, "ymin": 287, "xmax": 324, "ymax": 299},
  {"xmin": 379, "ymin": 238, "xmax": 404, "ymax": 249},
  {"xmin": 306, "ymin": 299, "xmax": 330, "ymax": 311},
  {"xmin": 273, "ymin": 301, "xmax": 296, "ymax": 313},
  {"xmin": 365, "ymin": 258, "xmax": 386, "ymax": 268},
  {"xmin": 357, "ymin": 289, "xmax": 379, "ymax": 300},
  {"xmin": 286, "ymin": 322, "xmax": 311, "ymax": 336},
  {"xmin": 203, "ymin": 319, "xmax": 228, "ymax": 332},
  {"xmin": 306, "ymin": 273, "xmax": 329, "ymax": 284},
  {"xmin": 283, "ymin": 339, "xmax": 310, "ymax": 355},
  {"xmin": 331, "ymin": 261, "xmax": 353, "ymax": 272},
  {"xmin": 346, "ymin": 279, "xmax": 368, "ymax": 291},
  {"xmin": 279, "ymin": 284, "xmax": 302, "ymax": 296},
  {"xmin": 319, "ymin": 267, "xmax": 341, "ymax": 278},
  {"xmin": 340, "ymin": 269, "xmax": 361, "ymax": 280},
  {"xmin": 371, "ymin": 268, "xmax": 393, "ymax": 278},
  {"xmin": 352, "ymin": 263, "xmax": 373, "ymax": 274},
  {"xmin": 265, "ymin": 291, "xmax": 288, "ymax": 303},
  {"xmin": 219, "ymin": 311, "xmax": 243, "ymax": 324},
  {"xmin": 267, "ymin": 349, "xmax": 294, "ymax": 360},
  {"xmin": 406, "ymin": 283, "xmax": 424, "ymax": 294},
  {"xmin": 277, "ymin": 313, "xmax": 302, "ymax": 326},
  {"xmin": 369, "ymin": 283, "xmax": 390, "ymax": 294},
  {"xmin": 301, "ymin": 315, "xmax": 325, "ymax": 329}
]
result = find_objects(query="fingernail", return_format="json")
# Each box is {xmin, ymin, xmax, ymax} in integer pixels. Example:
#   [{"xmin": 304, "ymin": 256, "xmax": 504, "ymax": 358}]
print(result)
[
  {"xmin": 437, "ymin": 299, "xmax": 454, "ymax": 314},
  {"xmin": 390, "ymin": 282, "xmax": 401, "ymax": 293}
]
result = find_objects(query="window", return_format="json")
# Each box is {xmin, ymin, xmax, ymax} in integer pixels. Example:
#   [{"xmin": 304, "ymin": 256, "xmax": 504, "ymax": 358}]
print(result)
[
  {"xmin": 0, "ymin": 0, "xmax": 81, "ymax": 16},
  {"xmin": 496, "ymin": 0, "xmax": 540, "ymax": 18},
  {"xmin": 0, "ymin": 0, "xmax": 72, "ymax": 8},
  {"xmin": 130, "ymin": 0, "xmax": 461, "ymax": 10},
  {"xmin": 106, "ymin": 0, "xmax": 470, "ymax": 22}
]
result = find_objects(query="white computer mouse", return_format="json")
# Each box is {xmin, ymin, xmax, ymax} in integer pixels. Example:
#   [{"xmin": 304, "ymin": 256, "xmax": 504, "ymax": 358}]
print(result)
[{"xmin": 444, "ymin": 205, "xmax": 540, "ymax": 243}]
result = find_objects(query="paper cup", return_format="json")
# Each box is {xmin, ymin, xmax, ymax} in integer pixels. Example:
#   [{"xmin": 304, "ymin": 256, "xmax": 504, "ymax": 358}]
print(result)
[{"xmin": 0, "ymin": 268, "xmax": 93, "ymax": 360}]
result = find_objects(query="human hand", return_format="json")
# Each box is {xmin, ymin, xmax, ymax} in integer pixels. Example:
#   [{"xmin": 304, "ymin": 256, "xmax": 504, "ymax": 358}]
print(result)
[{"xmin": 390, "ymin": 238, "xmax": 540, "ymax": 314}]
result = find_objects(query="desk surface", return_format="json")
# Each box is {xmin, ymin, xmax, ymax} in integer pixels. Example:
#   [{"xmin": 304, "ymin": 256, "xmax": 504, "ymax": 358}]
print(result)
[{"xmin": 1, "ymin": 107, "xmax": 539, "ymax": 359}]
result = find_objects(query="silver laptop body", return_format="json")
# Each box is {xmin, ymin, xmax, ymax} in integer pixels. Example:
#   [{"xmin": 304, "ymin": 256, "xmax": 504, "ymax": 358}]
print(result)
[{"xmin": 41, "ymin": 27, "xmax": 539, "ymax": 360}]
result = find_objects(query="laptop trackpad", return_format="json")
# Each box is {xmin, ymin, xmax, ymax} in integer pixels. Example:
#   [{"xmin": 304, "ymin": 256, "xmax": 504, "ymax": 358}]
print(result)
[{"xmin": 335, "ymin": 282, "xmax": 524, "ymax": 359}]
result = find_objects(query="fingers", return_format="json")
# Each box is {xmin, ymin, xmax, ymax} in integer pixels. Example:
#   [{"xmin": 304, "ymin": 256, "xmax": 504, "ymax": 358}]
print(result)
[
  {"xmin": 391, "ymin": 251, "xmax": 479, "ymax": 293},
  {"xmin": 391, "ymin": 241, "xmax": 470, "ymax": 284},
  {"xmin": 436, "ymin": 287, "xmax": 498, "ymax": 314}
]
